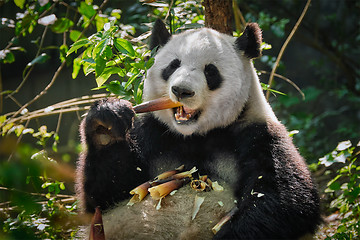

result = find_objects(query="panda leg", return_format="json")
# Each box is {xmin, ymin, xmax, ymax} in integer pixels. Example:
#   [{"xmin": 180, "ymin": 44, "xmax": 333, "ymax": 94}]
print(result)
[{"xmin": 77, "ymin": 98, "xmax": 148, "ymax": 213}]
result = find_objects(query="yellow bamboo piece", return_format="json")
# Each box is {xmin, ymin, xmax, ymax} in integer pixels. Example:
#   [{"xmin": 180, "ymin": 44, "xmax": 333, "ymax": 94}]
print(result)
[
  {"xmin": 148, "ymin": 179, "xmax": 187, "ymax": 200},
  {"xmin": 128, "ymin": 181, "xmax": 151, "ymax": 206}
]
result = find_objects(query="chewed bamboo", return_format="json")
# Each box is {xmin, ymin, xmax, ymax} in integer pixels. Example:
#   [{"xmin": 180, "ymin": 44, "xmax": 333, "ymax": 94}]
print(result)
[
  {"xmin": 128, "ymin": 182, "xmax": 151, "ymax": 206},
  {"xmin": 190, "ymin": 180, "xmax": 210, "ymax": 192},
  {"xmin": 153, "ymin": 165, "xmax": 185, "ymax": 181},
  {"xmin": 211, "ymin": 181, "xmax": 224, "ymax": 192},
  {"xmin": 133, "ymin": 97, "xmax": 182, "ymax": 113},
  {"xmin": 148, "ymin": 178, "xmax": 188, "ymax": 200},
  {"xmin": 128, "ymin": 166, "xmax": 195, "ymax": 205},
  {"xmin": 212, "ymin": 207, "xmax": 238, "ymax": 234},
  {"xmin": 151, "ymin": 166, "xmax": 198, "ymax": 185}
]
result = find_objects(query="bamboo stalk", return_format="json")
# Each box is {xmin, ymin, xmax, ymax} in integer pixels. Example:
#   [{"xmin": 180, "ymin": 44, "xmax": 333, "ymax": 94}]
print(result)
[{"xmin": 133, "ymin": 97, "xmax": 182, "ymax": 113}]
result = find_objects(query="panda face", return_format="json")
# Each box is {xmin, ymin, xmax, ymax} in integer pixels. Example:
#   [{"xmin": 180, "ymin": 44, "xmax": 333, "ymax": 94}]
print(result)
[{"xmin": 144, "ymin": 28, "xmax": 254, "ymax": 136}]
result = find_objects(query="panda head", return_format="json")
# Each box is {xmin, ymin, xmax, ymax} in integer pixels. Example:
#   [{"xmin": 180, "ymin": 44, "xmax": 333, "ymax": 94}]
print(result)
[{"xmin": 144, "ymin": 20, "xmax": 263, "ymax": 136}]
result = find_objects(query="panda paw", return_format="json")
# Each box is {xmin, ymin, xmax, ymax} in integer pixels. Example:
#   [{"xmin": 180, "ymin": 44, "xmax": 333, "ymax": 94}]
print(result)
[{"xmin": 84, "ymin": 98, "xmax": 135, "ymax": 147}]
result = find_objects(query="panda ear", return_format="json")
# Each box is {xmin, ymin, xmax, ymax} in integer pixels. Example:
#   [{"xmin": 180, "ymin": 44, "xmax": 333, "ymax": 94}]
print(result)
[
  {"xmin": 149, "ymin": 19, "xmax": 171, "ymax": 51},
  {"xmin": 235, "ymin": 23, "xmax": 262, "ymax": 59}
]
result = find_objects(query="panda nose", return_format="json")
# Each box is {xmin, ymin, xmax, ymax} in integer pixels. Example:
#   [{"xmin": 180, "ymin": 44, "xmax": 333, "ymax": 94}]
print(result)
[{"xmin": 171, "ymin": 86, "xmax": 195, "ymax": 99}]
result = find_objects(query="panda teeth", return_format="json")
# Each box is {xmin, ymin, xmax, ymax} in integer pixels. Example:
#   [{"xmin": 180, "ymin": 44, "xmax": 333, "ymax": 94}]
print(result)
[{"xmin": 175, "ymin": 106, "xmax": 193, "ymax": 122}]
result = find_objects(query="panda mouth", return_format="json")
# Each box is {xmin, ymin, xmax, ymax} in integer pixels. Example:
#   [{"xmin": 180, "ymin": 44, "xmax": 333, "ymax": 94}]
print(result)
[{"xmin": 174, "ymin": 106, "xmax": 200, "ymax": 124}]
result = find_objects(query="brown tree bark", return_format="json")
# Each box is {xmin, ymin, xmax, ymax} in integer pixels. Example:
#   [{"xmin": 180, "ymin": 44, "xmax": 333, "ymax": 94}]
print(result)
[{"xmin": 203, "ymin": 0, "xmax": 233, "ymax": 35}]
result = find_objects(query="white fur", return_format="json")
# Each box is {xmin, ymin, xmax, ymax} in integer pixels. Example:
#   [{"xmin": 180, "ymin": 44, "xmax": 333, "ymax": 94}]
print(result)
[
  {"xmin": 80, "ymin": 185, "xmax": 235, "ymax": 240},
  {"xmin": 144, "ymin": 28, "xmax": 278, "ymax": 136}
]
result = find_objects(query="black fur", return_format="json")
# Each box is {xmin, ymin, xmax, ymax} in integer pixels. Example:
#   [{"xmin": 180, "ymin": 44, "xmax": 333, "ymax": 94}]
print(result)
[
  {"xmin": 77, "ymin": 99, "xmax": 321, "ymax": 239},
  {"xmin": 204, "ymin": 64, "xmax": 223, "ymax": 90},
  {"xmin": 235, "ymin": 23, "xmax": 262, "ymax": 59},
  {"xmin": 149, "ymin": 19, "xmax": 172, "ymax": 51},
  {"xmin": 161, "ymin": 58, "xmax": 181, "ymax": 81},
  {"xmin": 77, "ymin": 98, "xmax": 148, "ymax": 212}
]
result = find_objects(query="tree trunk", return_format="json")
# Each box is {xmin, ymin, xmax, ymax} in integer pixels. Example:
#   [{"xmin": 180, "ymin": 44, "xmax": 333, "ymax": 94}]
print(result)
[{"xmin": 203, "ymin": 0, "xmax": 233, "ymax": 35}]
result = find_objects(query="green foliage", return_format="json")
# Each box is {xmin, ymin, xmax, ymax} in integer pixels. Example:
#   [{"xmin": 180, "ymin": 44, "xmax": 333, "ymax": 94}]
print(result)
[
  {"xmin": 320, "ymin": 140, "xmax": 360, "ymax": 239},
  {"xmin": 149, "ymin": 1, "xmax": 204, "ymax": 33},
  {"xmin": 272, "ymin": 86, "xmax": 360, "ymax": 162},
  {"xmin": 0, "ymin": 144, "xmax": 78, "ymax": 240},
  {"xmin": 67, "ymin": 22, "xmax": 153, "ymax": 103}
]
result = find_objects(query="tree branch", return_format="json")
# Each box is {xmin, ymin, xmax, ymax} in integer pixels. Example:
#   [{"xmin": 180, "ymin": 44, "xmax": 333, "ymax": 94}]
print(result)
[
  {"xmin": 265, "ymin": 0, "xmax": 312, "ymax": 100},
  {"xmin": 260, "ymin": 70, "xmax": 305, "ymax": 99}
]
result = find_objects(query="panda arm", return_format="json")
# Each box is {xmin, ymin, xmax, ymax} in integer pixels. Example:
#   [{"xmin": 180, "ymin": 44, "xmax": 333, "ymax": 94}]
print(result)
[
  {"xmin": 214, "ymin": 123, "xmax": 320, "ymax": 239},
  {"xmin": 77, "ymin": 98, "xmax": 149, "ymax": 213}
]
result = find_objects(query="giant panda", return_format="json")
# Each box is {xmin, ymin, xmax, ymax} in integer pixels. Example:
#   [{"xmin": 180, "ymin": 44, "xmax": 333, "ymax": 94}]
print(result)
[{"xmin": 76, "ymin": 19, "xmax": 321, "ymax": 239}]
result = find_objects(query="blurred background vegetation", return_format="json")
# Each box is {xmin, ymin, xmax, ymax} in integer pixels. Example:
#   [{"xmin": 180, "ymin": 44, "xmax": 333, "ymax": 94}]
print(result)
[{"xmin": 0, "ymin": 0, "xmax": 359, "ymax": 239}]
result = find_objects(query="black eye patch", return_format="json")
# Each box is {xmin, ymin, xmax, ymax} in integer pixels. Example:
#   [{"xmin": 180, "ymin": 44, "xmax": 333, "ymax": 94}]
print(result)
[
  {"xmin": 204, "ymin": 64, "xmax": 222, "ymax": 90},
  {"xmin": 161, "ymin": 59, "xmax": 181, "ymax": 81}
]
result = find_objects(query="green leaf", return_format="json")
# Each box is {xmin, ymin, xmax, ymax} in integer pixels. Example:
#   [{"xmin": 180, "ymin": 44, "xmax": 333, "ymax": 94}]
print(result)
[
  {"xmin": 59, "ymin": 44, "xmax": 68, "ymax": 62},
  {"xmin": 327, "ymin": 174, "xmax": 342, "ymax": 191},
  {"xmin": 70, "ymin": 30, "xmax": 82, "ymax": 42},
  {"xmin": 29, "ymin": 53, "xmax": 50, "ymax": 65},
  {"xmin": 95, "ymin": 15, "xmax": 108, "ymax": 32},
  {"xmin": 14, "ymin": 0, "xmax": 25, "ymax": 9},
  {"xmin": 83, "ymin": 44, "xmax": 94, "ymax": 58},
  {"xmin": 95, "ymin": 67, "xmax": 124, "ymax": 87},
  {"xmin": 23, "ymin": 53, "xmax": 50, "ymax": 79},
  {"xmin": 133, "ymin": 77, "xmax": 143, "ymax": 104},
  {"xmin": 106, "ymin": 81, "xmax": 126, "ymax": 95},
  {"xmin": 261, "ymin": 83, "xmax": 286, "ymax": 96},
  {"xmin": 1, "ymin": 51, "xmax": 15, "ymax": 64},
  {"xmin": 93, "ymin": 39, "xmax": 109, "ymax": 59},
  {"xmin": 72, "ymin": 58, "xmax": 82, "ymax": 79},
  {"xmin": 96, "ymin": 73, "xmax": 111, "ymax": 87},
  {"xmin": 131, "ymin": 60, "xmax": 145, "ymax": 70},
  {"xmin": 83, "ymin": 62, "xmax": 95, "ymax": 76},
  {"xmin": 111, "ymin": 9, "xmax": 122, "ymax": 19},
  {"xmin": 67, "ymin": 38, "xmax": 91, "ymax": 56},
  {"xmin": 14, "ymin": 125, "xmax": 24, "ymax": 137},
  {"xmin": 337, "ymin": 224, "xmax": 347, "ymax": 233},
  {"xmin": 114, "ymin": 38, "xmax": 135, "ymax": 57},
  {"xmin": 104, "ymin": 45, "xmax": 113, "ymax": 59},
  {"xmin": 78, "ymin": 2, "xmax": 96, "ymax": 19},
  {"xmin": 328, "ymin": 181, "xmax": 341, "ymax": 191},
  {"xmin": 52, "ymin": 141, "xmax": 58, "ymax": 153},
  {"xmin": 146, "ymin": 57, "xmax": 155, "ymax": 69},
  {"xmin": 124, "ymin": 73, "xmax": 140, "ymax": 90},
  {"xmin": 50, "ymin": 18, "xmax": 74, "ymax": 33},
  {"xmin": 60, "ymin": 182, "xmax": 66, "ymax": 190},
  {"xmin": 95, "ymin": 57, "xmax": 106, "ymax": 78}
]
